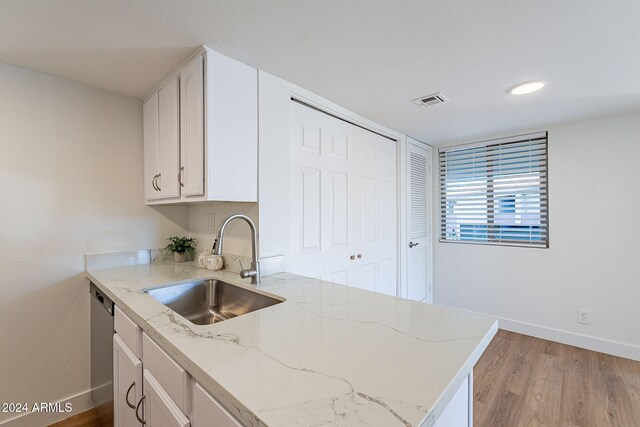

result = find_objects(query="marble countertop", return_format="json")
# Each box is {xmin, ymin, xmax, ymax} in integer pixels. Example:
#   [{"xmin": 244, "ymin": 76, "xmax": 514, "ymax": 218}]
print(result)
[{"xmin": 86, "ymin": 260, "xmax": 497, "ymax": 427}]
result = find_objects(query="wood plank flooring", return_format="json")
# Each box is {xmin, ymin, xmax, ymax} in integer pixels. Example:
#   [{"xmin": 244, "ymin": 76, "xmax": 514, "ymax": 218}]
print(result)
[
  {"xmin": 474, "ymin": 329, "xmax": 640, "ymax": 427},
  {"xmin": 48, "ymin": 408, "xmax": 105, "ymax": 427}
]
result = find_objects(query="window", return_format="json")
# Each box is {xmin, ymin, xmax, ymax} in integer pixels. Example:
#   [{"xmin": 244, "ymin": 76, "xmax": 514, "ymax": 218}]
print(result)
[{"xmin": 439, "ymin": 132, "xmax": 548, "ymax": 247}]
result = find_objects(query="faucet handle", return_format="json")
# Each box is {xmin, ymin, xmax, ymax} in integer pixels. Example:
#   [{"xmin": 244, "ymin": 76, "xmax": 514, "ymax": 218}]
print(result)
[{"xmin": 240, "ymin": 269, "xmax": 257, "ymax": 279}]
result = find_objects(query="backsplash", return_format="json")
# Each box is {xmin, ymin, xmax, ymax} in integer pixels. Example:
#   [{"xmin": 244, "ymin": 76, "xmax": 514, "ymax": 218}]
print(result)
[{"xmin": 85, "ymin": 249, "xmax": 251, "ymax": 274}]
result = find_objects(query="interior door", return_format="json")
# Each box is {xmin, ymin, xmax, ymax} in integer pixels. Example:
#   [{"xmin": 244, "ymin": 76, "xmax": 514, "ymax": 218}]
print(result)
[
  {"xmin": 180, "ymin": 54, "xmax": 205, "ymax": 197},
  {"xmin": 406, "ymin": 140, "xmax": 433, "ymax": 302},
  {"xmin": 114, "ymin": 335, "xmax": 143, "ymax": 427},
  {"xmin": 289, "ymin": 101, "xmax": 397, "ymax": 295}
]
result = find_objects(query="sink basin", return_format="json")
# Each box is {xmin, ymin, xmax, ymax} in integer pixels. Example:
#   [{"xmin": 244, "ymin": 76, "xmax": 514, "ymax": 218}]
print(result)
[{"xmin": 144, "ymin": 279, "xmax": 284, "ymax": 325}]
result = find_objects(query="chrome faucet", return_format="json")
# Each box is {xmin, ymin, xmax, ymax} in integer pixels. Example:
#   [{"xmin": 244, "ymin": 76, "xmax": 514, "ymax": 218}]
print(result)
[{"xmin": 212, "ymin": 213, "xmax": 261, "ymax": 286}]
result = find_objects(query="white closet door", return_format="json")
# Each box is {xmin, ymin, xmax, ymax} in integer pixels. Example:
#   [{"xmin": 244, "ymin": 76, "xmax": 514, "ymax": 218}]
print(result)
[
  {"xmin": 352, "ymin": 127, "xmax": 397, "ymax": 295},
  {"xmin": 406, "ymin": 141, "xmax": 433, "ymax": 302},
  {"xmin": 289, "ymin": 101, "xmax": 397, "ymax": 295}
]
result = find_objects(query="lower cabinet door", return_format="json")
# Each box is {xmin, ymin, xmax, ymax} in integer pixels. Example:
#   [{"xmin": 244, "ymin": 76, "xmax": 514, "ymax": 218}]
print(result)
[
  {"xmin": 114, "ymin": 334, "xmax": 143, "ymax": 427},
  {"xmin": 191, "ymin": 382, "xmax": 241, "ymax": 427},
  {"xmin": 144, "ymin": 369, "xmax": 190, "ymax": 427}
]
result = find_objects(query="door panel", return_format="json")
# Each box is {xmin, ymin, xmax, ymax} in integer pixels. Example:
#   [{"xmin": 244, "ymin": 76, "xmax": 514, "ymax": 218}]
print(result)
[
  {"xmin": 330, "ymin": 172, "xmax": 348, "ymax": 248},
  {"xmin": 301, "ymin": 167, "xmax": 321, "ymax": 252},
  {"xmin": 290, "ymin": 102, "xmax": 397, "ymax": 295}
]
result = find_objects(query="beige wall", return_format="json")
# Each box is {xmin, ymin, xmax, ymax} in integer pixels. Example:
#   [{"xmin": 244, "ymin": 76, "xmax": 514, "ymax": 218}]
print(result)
[
  {"xmin": 187, "ymin": 202, "xmax": 258, "ymax": 257},
  {"xmin": 0, "ymin": 63, "xmax": 188, "ymax": 425},
  {"xmin": 434, "ymin": 112, "xmax": 640, "ymax": 360}
]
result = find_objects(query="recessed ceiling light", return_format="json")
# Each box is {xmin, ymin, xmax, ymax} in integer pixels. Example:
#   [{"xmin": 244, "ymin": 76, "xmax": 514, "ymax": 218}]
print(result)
[{"xmin": 509, "ymin": 81, "xmax": 545, "ymax": 95}]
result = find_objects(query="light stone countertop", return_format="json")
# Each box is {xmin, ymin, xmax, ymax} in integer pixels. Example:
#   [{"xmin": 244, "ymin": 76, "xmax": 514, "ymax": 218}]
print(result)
[{"xmin": 86, "ymin": 260, "xmax": 497, "ymax": 427}]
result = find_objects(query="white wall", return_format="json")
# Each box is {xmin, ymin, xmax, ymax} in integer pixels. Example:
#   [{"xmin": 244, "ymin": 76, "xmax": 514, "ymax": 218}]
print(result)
[
  {"xmin": 434, "ymin": 112, "xmax": 640, "ymax": 360},
  {"xmin": 0, "ymin": 63, "xmax": 188, "ymax": 425}
]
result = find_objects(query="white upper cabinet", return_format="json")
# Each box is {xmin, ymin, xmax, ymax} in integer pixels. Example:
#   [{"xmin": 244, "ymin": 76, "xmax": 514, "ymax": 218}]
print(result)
[
  {"xmin": 143, "ymin": 76, "xmax": 180, "ymax": 200},
  {"xmin": 143, "ymin": 46, "xmax": 258, "ymax": 204}
]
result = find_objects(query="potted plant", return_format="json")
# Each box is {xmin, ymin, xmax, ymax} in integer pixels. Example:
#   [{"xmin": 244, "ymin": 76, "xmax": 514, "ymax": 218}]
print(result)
[{"xmin": 166, "ymin": 236, "xmax": 197, "ymax": 263}]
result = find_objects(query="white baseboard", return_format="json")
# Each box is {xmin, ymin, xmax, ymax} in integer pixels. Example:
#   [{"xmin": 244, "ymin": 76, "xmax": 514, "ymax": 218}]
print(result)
[
  {"xmin": 437, "ymin": 304, "xmax": 640, "ymax": 362},
  {"xmin": 498, "ymin": 316, "xmax": 640, "ymax": 362},
  {"xmin": 0, "ymin": 388, "xmax": 94, "ymax": 427}
]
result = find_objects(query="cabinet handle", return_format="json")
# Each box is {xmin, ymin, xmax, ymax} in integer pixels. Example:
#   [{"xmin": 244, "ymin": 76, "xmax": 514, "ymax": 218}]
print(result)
[
  {"xmin": 357, "ymin": 253, "xmax": 362, "ymax": 259},
  {"xmin": 156, "ymin": 173, "xmax": 162, "ymax": 191},
  {"xmin": 409, "ymin": 241, "xmax": 419, "ymax": 248},
  {"xmin": 125, "ymin": 382, "xmax": 136, "ymax": 409},
  {"xmin": 178, "ymin": 166, "xmax": 184, "ymax": 187},
  {"xmin": 152, "ymin": 175, "xmax": 159, "ymax": 191},
  {"xmin": 135, "ymin": 395, "xmax": 146, "ymax": 425},
  {"xmin": 350, "ymin": 255, "xmax": 356, "ymax": 260}
]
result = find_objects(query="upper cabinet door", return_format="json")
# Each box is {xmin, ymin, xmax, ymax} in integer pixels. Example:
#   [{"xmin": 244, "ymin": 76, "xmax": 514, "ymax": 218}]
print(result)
[
  {"xmin": 143, "ymin": 94, "xmax": 161, "ymax": 200},
  {"xmin": 157, "ymin": 76, "xmax": 180, "ymax": 199},
  {"xmin": 180, "ymin": 55, "xmax": 205, "ymax": 197}
]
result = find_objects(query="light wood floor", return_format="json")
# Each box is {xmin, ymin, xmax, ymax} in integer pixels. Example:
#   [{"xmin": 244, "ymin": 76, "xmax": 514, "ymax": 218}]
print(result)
[{"xmin": 474, "ymin": 329, "xmax": 640, "ymax": 427}]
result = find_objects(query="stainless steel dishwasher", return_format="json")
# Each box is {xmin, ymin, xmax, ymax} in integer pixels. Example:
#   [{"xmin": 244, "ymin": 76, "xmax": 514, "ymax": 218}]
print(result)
[{"xmin": 90, "ymin": 281, "xmax": 114, "ymax": 426}]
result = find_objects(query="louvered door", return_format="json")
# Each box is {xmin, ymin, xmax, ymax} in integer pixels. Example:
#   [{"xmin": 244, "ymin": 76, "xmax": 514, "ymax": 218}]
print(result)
[{"xmin": 406, "ymin": 141, "xmax": 433, "ymax": 302}]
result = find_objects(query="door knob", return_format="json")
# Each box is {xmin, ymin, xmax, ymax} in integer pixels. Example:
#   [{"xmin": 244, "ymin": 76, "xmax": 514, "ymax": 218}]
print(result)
[
  {"xmin": 350, "ymin": 255, "xmax": 356, "ymax": 260},
  {"xmin": 409, "ymin": 241, "xmax": 419, "ymax": 248},
  {"xmin": 357, "ymin": 254, "xmax": 362, "ymax": 259}
]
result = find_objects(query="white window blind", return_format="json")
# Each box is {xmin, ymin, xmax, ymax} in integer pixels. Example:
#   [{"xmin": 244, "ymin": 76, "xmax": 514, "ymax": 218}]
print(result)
[{"xmin": 439, "ymin": 132, "xmax": 548, "ymax": 247}]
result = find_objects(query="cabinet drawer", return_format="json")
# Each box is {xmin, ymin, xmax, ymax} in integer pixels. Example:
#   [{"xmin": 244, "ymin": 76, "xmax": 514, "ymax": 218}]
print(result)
[
  {"xmin": 142, "ymin": 333, "xmax": 190, "ymax": 415},
  {"xmin": 114, "ymin": 306, "xmax": 142, "ymax": 359},
  {"xmin": 192, "ymin": 382, "xmax": 241, "ymax": 427},
  {"xmin": 144, "ymin": 369, "xmax": 190, "ymax": 427}
]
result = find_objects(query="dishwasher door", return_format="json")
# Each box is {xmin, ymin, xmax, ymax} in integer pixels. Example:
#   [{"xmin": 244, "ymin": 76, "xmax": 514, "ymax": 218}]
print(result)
[{"xmin": 90, "ymin": 282, "xmax": 114, "ymax": 426}]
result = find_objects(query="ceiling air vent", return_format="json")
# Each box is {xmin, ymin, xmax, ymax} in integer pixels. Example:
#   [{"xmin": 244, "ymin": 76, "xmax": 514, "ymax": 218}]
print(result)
[{"xmin": 413, "ymin": 92, "xmax": 449, "ymax": 108}]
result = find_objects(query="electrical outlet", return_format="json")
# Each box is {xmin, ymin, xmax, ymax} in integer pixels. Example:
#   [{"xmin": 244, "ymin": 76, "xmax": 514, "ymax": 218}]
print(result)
[
  {"xmin": 206, "ymin": 213, "xmax": 216, "ymax": 231},
  {"xmin": 577, "ymin": 309, "xmax": 592, "ymax": 325}
]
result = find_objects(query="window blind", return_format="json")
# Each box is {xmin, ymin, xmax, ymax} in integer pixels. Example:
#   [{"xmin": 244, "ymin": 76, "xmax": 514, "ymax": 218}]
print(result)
[{"xmin": 439, "ymin": 132, "xmax": 548, "ymax": 247}]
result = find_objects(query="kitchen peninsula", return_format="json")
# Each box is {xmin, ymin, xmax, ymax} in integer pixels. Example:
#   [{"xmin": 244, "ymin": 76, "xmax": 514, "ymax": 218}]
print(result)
[{"xmin": 86, "ymin": 254, "xmax": 496, "ymax": 427}]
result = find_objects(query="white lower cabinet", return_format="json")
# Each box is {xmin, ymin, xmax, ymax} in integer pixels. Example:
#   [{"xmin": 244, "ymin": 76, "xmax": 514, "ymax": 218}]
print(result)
[
  {"xmin": 144, "ymin": 369, "xmax": 190, "ymax": 427},
  {"xmin": 113, "ymin": 309, "xmax": 243, "ymax": 427},
  {"xmin": 192, "ymin": 382, "xmax": 242, "ymax": 427},
  {"xmin": 114, "ymin": 334, "xmax": 143, "ymax": 427}
]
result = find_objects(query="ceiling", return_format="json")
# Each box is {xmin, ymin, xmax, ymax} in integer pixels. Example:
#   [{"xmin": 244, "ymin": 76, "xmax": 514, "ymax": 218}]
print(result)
[{"xmin": 1, "ymin": 0, "xmax": 640, "ymax": 144}]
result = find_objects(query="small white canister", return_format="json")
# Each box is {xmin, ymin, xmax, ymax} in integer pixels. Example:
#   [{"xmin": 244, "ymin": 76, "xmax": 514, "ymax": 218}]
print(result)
[
  {"xmin": 205, "ymin": 255, "xmax": 224, "ymax": 271},
  {"xmin": 196, "ymin": 251, "xmax": 211, "ymax": 269}
]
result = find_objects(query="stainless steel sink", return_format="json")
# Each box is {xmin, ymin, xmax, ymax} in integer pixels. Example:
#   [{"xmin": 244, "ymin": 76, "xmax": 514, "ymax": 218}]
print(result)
[{"xmin": 144, "ymin": 279, "xmax": 284, "ymax": 325}]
